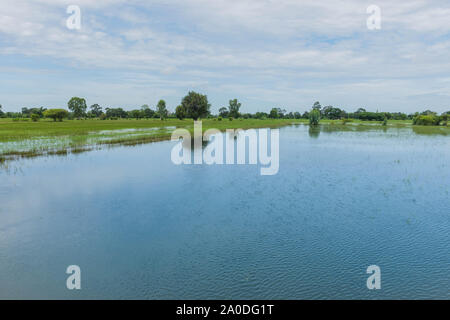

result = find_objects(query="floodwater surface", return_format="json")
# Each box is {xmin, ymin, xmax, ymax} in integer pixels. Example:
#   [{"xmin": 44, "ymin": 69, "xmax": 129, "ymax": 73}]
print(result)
[{"xmin": 0, "ymin": 124, "xmax": 449, "ymax": 299}]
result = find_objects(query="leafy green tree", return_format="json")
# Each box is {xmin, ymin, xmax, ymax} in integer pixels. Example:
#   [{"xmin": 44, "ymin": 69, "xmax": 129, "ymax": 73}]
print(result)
[
  {"xmin": 141, "ymin": 105, "xmax": 155, "ymax": 118},
  {"xmin": 269, "ymin": 108, "xmax": 278, "ymax": 119},
  {"xmin": 90, "ymin": 104, "xmax": 103, "ymax": 117},
  {"xmin": 175, "ymin": 105, "xmax": 186, "ymax": 120},
  {"xmin": 255, "ymin": 112, "xmax": 268, "ymax": 119},
  {"xmin": 130, "ymin": 109, "xmax": 144, "ymax": 119},
  {"xmin": 68, "ymin": 97, "xmax": 87, "ymax": 119},
  {"xmin": 105, "ymin": 107, "xmax": 127, "ymax": 118},
  {"xmin": 312, "ymin": 101, "xmax": 322, "ymax": 112},
  {"xmin": 355, "ymin": 108, "xmax": 367, "ymax": 114},
  {"xmin": 181, "ymin": 91, "xmax": 211, "ymax": 120},
  {"xmin": 219, "ymin": 107, "xmax": 229, "ymax": 118},
  {"xmin": 228, "ymin": 99, "xmax": 241, "ymax": 118},
  {"xmin": 309, "ymin": 109, "xmax": 320, "ymax": 125},
  {"xmin": 44, "ymin": 109, "xmax": 69, "ymax": 122},
  {"xmin": 0, "ymin": 104, "xmax": 4, "ymax": 118},
  {"xmin": 157, "ymin": 100, "xmax": 168, "ymax": 120},
  {"xmin": 322, "ymin": 106, "xmax": 345, "ymax": 119},
  {"xmin": 420, "ymin": 110, "xmax": 437, "ymax": 116},
  {"xmin": 269, "ymin": 108, "xmax": 285, "ymax": 119},
  {"xmin": 413, "ymin": 114, "xmax": 440, "ymax": 126},
  {"xmin": 31, "ymin": 113, "xmax": 40, "ymax": 122}
]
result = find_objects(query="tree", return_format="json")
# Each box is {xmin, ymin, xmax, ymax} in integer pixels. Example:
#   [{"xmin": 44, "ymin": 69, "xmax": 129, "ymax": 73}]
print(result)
[
  {"xmin": 312, "ymin": 101, "xmax": 322, "ymax": 112},
  {"xmin": 322, "ymin": 106, "xmax": 345, "ymax": 119},
  {"xmin": 90, "ymin": 104, "xmax": 103, "ymax": 117},
  {"xmin": 43, "ymin": 109, "xmax": 69, "ymax": 122},
  {"xmin": 219, "ymin": 107, "xmax": 229, "ymax": 118},
  {"xmin": 141, "ymin": 104, "xmax": 155, "ymax": 119},
  {"xmin": 268, "ymin": 108, "xmax": 285, "ymax": 119},
  {"xmin": 413, "ymin": 114, "xmax": 440, "ymax": 126},
  {"xmin": 157, "ymin": 100, "xmax": 168, "ymax": 120},
  {"xmin": 105, "ymin": 107, "xmax": 127, "ymax": 118},
  {"xmin": 355, "ymin": 108, "xmax": 367, "ymax": 114},
  {"xmin": 0, "ymin": 104, "xmax": 3, "ymax": 118},
  {"xmin": 175, "ymin": 105, "xmax": 186, "ymax": 120},
  {"xmin": 31, "ymin": 113, "xmax": 40, "ymax": 122},
  {"xmin": 130, "ymin": 109, "xmax": 144, "ymax": 119},
  {"xmin": 309, "ymin": 109, "xmax": 320, "ymax": 125},
  {"xmin": 181, "ymin": 91, "xmax": 211, "ymax": 120},
  {"xmin": 228, "ymin": 99, "xmax": 241, "ymax": 118},
  {"xmin": 269, "ymin": 108, "xmax": 279, "ymax": 119},
  {"xmin": 68, "ymin": 97, "xmax": 87, "ymax": 119}
]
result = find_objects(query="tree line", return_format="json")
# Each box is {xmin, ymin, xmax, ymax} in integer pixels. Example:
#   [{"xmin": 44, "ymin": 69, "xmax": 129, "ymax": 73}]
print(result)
[{"xmin": 0, "ymin": 95, "xmax": 448, "ymax": 125}]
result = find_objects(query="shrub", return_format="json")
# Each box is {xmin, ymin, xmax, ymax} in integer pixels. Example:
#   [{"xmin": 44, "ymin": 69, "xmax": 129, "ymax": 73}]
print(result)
[
  {"xmin": 31, "ymin": 114, "xmax": 40, "ymax": 122},
  {"xmin": 43, "ymin": 109, "xmax": 69, "ymax": 122},
  {"xmin": 229, "ymin": 117, "xmax": 233, "ymax": 121},
  {"xmin": 413, "ymin": 115, "xmax": 440, "ymax": 126},
  {"xmin": 218, "ymin": 116, "xmax": 222, "ymax": 121}
]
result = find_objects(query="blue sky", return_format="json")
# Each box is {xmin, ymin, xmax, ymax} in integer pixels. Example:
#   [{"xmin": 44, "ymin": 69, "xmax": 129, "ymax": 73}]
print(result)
[{"xmin": 1, "ymin": 0, "xmax": 450, "ymax": 113}]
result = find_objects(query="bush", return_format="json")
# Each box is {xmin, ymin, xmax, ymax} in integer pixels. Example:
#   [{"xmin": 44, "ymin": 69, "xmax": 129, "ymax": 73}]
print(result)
[
  {"xmin": 218, "ymin": 116, "xmax": 222, "ymax": 121},
  {"xmin": 31, "ymin": 114, "xmax": 40, "ymax": 122},
  {"xmin": 229, "ymin": 117, "xmax": 233, "ymax": 121},
  {"xmin": 413, "ymin": 115, "xmax": 440, "ymax": 126},
  {"xmin": 43, "ymin": 109, "xmax": 69, "ymax": 122}
]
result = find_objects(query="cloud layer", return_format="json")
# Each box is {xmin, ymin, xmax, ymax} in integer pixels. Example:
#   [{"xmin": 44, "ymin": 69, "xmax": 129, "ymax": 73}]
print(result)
[{"xmin": 1, "ymin": 0, "xmax": 450, "ymax": 113}]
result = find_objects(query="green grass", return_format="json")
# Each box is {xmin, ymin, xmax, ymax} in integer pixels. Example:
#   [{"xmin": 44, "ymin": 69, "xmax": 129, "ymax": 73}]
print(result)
[
  {"xmin": 0, "ymin": 117, "xmax": 447, "ymax": 162},
  {"xmin": 0, "ymin": 118, "xmax": 305, "ymax": 160}
]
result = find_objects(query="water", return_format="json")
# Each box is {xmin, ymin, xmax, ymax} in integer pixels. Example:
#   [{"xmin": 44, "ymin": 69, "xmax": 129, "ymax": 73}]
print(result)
[{"xmin": 0, "ymin": 124, "xmax": 449, "ymax": 299}]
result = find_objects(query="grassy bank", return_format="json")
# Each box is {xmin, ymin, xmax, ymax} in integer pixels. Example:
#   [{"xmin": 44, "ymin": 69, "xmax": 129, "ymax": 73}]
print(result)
[
  {"xmin": 1, "ymin": 118, "xmax": 448, "ymax": 162},
  {"xmin": 0, "ymin": 118, "xmax": 305, "ymax": 161}
]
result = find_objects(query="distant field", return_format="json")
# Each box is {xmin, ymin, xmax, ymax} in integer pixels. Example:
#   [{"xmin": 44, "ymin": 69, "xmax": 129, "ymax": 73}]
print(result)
[
  {"xmin": 0, "ymin": 118, "xmax": 305, "ymax": 160},
  {"xmin": 0, "ymin": 118, "xmax": 306, "ymax": 142},
  {"xmin": 0, "ymin": 117, "xmax": 447, "ymax": 162}
]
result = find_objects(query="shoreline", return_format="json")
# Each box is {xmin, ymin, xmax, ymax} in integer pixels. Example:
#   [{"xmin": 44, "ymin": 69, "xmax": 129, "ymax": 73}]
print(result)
[{"xmin": 1, "ymin": 119, "xmax": 448, "ymax": 163}]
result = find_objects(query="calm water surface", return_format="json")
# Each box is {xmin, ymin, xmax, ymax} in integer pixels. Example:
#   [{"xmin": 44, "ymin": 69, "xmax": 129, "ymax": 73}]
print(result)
[{"xmin": 0, "ymin": 125, "xmax": 449, "ymax": 299}]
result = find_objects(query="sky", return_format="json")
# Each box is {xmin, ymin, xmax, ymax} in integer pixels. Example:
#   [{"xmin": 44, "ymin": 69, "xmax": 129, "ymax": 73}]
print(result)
[{"xmin": 1, "ymin": 0, "xmax": 450, "ymax": 114}]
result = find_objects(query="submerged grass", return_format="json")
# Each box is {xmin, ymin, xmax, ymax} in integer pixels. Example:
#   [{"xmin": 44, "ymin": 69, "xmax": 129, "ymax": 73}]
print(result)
[
  {"xmin": 0, "ymin": 118, "xmax": 448, "ymax": 163},
  {"xmin": 0, "ymin": 118, "xmax": 304, "ymax": 161}
]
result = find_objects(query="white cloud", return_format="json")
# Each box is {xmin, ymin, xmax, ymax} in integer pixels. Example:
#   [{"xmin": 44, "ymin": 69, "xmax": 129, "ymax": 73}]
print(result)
[{"xmin": 0, "ymin": 0, "xmax": 450, "ymax": 112}]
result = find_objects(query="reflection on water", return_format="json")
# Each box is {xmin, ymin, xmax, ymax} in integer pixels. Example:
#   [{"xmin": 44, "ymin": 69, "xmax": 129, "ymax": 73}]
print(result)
[
  {"xmin": 308, "ymin": 126, "xmax": 321, "ymax": 138},
  {"xmin": 0, "ymin": 125, "xmax": 449, "ymax": 299}
]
